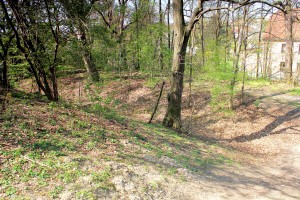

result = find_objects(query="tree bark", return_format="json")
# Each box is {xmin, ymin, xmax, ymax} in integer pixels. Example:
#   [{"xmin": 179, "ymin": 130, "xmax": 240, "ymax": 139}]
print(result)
[
  {"xmin": 163, "ymin": 0, "xmax": 190, "ymax": 130},
  {"xmin": 285, "ymin": 2, "xmax": 293, "ymax": 82},
  {"xmin": 79, "ymin": 21, "xmax": 99, "ymax": 82},
  {"xmin": 256, "ymin": 3, "xmax": 263, "ymax": 79},
  {"xmin": 201, "ymin": 16, "xmax": 205, "ymax": 67},
  {"xmin": 82, "ymin": 47, "xmax": 99, "ymax": 82},
  {"xmin": 1, "ymin": 0, "xmax": 59, "ymax": 101},
  {"xmin": 230, "ymin": 6, "xmax": 247, "ymax": 109},
  {"xmin": 2, "ymin": 60, "xmax": 8, "ymax": 88},
  {"xmin": 167, "ymin": 0, "xmax": 171, "ymax": 50},
  {"xmin": 159, "ymin": 0, "xmax": 164, "ymax": 71}
]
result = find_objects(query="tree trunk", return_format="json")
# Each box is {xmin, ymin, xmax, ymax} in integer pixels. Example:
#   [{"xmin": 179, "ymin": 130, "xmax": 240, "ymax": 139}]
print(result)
[
  {"xmin": 2, "ymin": 59, "xmax": 8, "ymax": 88},
  {"xmin": 167, "ymin": 0, "xmax": 171, "ymax": 50},
  {"xmin": 79, "ymin": 21, "xmax": 99, "ymax": 82},
  {"xmin": 256, "ymin": 3, "xmax": 264, "ymax": 79},
  {"xmin": 241, "ymin": 12, "xmax": 249, "ymax": 104},
  {"xmin": 159, "ymin": 0, "xmax": 164, "ymax": 71},
  {"xmin": 285, "ymin": 3, "xmax": 293, "ymax": 82},
  {"xmin": 133, "ymin": 0, "xmax": 140, "ymax": 70},
  {"xmin": 82, "ymin": 47, "xmax": 99, "ymax": 82},
  {"xmin": 163, "ymin": 0, "xmax": 190, "ymax": 130},
  {"xmin": 201, "ymin": 16, "xmax": 205, "ymax": 67},
  {"xmin": 230, "ymin": 6, "xmax": 247, "ymax": 109}
]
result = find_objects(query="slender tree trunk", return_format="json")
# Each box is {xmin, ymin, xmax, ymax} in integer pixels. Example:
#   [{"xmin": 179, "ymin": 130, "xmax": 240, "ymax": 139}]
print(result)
[
  {"xmin": 134, "ymin": 0, "xmax": 140, "ymax": 70},
  {"xmin": 167, "ymin": 0, "xmax": 171, "ymax": 50},
  {"xmin": 49, "ymin": 65, "xmax": 59, "ymax": 101},
  {"xmin": 215, "ymin": 0, "xmax": 221, "ymax": 44},
  {"xmin": 79, "ymin": 21, "xmax": 99, "ymax": 82},
  {"xmin": 256, "ymin": 3, "xmax": 263, "ymax": 79},
  {"xmin": 2, "ymin": 59, "xmax": 8, "ymax": 88},
  {"xmin": 241, "ymin": 14, "xmax": 249, "ymax": 104},
  {"xmin": 230, "ymin": 6, "xmax": 247, "ymax": 109},
  {"xmin": 167, "ymin": 0, "xmax": 172, "ymax": 70},
  {"xmin": 82, "ymin": 47, "xmax": 99, "ymax": 82},
  {"xmin": 224, "ymin": 5, "xmax": 230, "ymax": 64},
  {"xmin": 285, "ymin": 2, "xmax": 293, "ymax": 82},
  {"xmin": 188, "ymin": 29, "xmax": 195, "ymax": 107},
  {"xmin": 0, "ymin": 48, "xmax": 9, "ymax": 88},
  {"xmin": 214, "ymin": 0, "xmax": 222, "ymax": 66},
  {"xmin": 159, "ymin": 0, "xmax": 164, "ymax": 71},
  {"xmin": 201, "ymin": 16, "xmax": 205, "ymax": 67}
]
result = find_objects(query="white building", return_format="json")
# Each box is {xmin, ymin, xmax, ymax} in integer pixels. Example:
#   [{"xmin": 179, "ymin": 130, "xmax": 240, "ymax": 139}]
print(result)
[{"xmin": 247, "ymin": 9, "xmax": 300, "ymax": 80}]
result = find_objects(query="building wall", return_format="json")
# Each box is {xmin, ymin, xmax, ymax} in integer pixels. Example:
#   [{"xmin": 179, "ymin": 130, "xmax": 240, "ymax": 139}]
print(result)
[{"xmin": 246, "ymin": 41, "xmax": 300, "ymax": 79}]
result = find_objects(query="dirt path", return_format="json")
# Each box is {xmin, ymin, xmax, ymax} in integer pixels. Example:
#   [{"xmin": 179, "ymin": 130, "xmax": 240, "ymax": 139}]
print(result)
[
  {"xmin": 172, "ymin": 88, "xmax": 300, "ymax": 200},
  {"xmin": 104, "ymin": 85, "xmax": 300, "ymax": 200}
]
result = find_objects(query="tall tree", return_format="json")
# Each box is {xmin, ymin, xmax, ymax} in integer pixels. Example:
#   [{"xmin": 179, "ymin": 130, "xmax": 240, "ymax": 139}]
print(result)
[
  {"xmin": 163, "ymin": 0, "xmax": 208, "ymax": 129},
  {"xmin": 97, "ymin": 0, "xmax": 130, "ymax": 70},
  {"xmin": 163, "ymin": 0, "xmax": 285, "ymax": 130},
  {"xmin": 1, "ymin": 0, "xmax": 61, "ymax": 101},
  {"xmin": 158, "ymin": 0, "xmax": 164, "ymax": 71},
  {"xmin": 0, "ymin": 10, "xmax": 14, "ymax": 88},
  {"xmin": 284, "ymin": 0, "xmax": 293, "ymax": 82},
  {"xmin": 59, "ymin": 0, "xmax": 100, "ymax": 82}
]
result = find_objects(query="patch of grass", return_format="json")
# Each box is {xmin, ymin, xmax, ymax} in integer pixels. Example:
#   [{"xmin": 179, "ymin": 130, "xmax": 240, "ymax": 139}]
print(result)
[
  {"xmin": 76, "ymin": 189, "xmax": 95, "ymax": 199},
  {"xmin": 144, "ymin": 77, "xmax": 160, "ymax": 89},
  {"xmin": 86, "ymin": 141, "xmax": 98, "ymax": 150},
  {"xmin": 291, "ymin": 101, "xmax": 300, "ymax": 107},
  {"xmin": 50, "ymin": 186, "xmax": 64, "ymax": 198},
  {"xmin": 92, "ymin": 167, "xmax": 114, "ymax": 190},
  {"xmin": 59, "ymin": 169, "xmax": 83, "ymax": 184},
  {"xmin": 246, "ymin": 78, "xmax": 270, "ymax": 88},
  {"xmin": 5, "ymin": 186, "xmax": 17, "ymax": 196},
  {"xmin": 48, "ymin": 102, "xmax": 58, "ymax": 110},
  {"xmin": 138, "ymin": 122, "xmax": 235, "ymax": 173},
  {"xmin": 288, "ymin": 88, "xmax": 300, "ymax": 95},
  {"xmin": 254, "ymin": 99, "xmax": 261, "ymax": 107},
  {"xmin": 86, "ymin": 103, "xmax": 126, "ymax": 124},
  {"xmin": 149, "ymin": 180, "xmax": 159, "ymax": 189},
  {"xmin": 74, "ymin": 120, "xmax": 91, "ymax": 129},
  {"xmin": 219, "ymin": 108, "xmax": 234, "ymax": 116},
  {"xmin": 167, "ymin": 167, "xmax": 177, "ymax": 175}
]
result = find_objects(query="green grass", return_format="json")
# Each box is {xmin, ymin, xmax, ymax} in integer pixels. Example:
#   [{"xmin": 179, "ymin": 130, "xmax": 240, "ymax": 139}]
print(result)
[
  {"xmin": 288, "ymin": 88, "xmax": 300, "ymax": 95},
  {"xmin": 131, "ymin": 123, "xmax": 235, "ymax": 173},
  {"xmin": 291, "ymin": 102, "xmax": 300, "ymax": 107},
  {"xmin": 245, "ymin": 78, "xmax": 270, "ymax": 87},
  {"xmin": 254, "ymin": 99, "xmax": 262, "ymax": 107},
  {"xmin": 144, "ymin": 77, "xmax": 161, "ymax": 89},
  {"xmin": 0, "ymin": 80, "xmax": 236, "ymax": 199}
]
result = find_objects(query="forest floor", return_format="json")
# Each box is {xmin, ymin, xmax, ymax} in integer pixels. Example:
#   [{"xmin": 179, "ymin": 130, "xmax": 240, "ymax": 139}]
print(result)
[{"xmin": 0, "ymin": 74, "xmax": 300, "ymax": 199}]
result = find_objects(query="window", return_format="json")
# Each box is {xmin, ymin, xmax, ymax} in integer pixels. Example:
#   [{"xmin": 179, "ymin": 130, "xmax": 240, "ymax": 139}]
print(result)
[
  {"xmin": 280, "ymin": 62, "xmax": 285, "ymax": 71},
  {"xmin": 281, "ymin": 43, "xmax": 286, "ymax": 53}
]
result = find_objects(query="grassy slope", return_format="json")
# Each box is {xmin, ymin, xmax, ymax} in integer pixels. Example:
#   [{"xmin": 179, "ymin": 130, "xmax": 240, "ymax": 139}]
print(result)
[{"xmin": 1, "ymin": 76, "xmax": 240, "ymax": 199}]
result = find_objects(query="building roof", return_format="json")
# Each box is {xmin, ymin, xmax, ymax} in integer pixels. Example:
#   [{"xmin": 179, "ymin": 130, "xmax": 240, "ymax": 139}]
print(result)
[{"xmin": 263, "ymin": 9, "xmax": 300, "ymax": 42}]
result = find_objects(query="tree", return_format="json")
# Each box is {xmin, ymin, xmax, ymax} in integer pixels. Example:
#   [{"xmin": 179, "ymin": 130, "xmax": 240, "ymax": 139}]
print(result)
[
  {"xmin": 1, "ymin": 0, "xmax": 61, "ymax": 101},
  {"xmin": 0, "ymin": 10, "xmax": 14, "ymax": 88},
  {"xmin": 97, "ymin": 0, "xmax": 130, "ymax": 71},
  {"xmin": 163, "ymin": 0, "xmax": 285, "ymax": 130},
  {"xmin": 59, "ymin": 0, "xmax": 100, "ymax": 82},
  {"xmin": 284, "ymin": 0, "xmax": 293, "ymax": 82}
]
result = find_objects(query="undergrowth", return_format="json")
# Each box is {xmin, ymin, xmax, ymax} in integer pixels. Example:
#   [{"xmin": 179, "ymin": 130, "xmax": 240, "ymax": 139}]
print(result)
[{"xmin": 0, "ymin": 83, "xmax": 235, "ymax": 199}]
